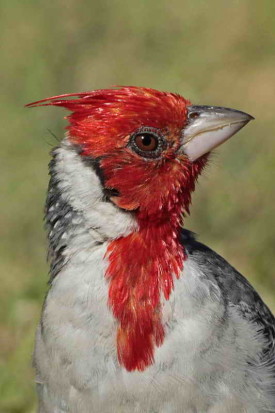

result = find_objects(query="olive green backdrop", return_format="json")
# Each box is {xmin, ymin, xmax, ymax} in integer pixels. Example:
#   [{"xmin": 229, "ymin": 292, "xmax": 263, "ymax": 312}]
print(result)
[{"xmin": 1, "ymin": 0, "xmax": 275, "ymax": 411}]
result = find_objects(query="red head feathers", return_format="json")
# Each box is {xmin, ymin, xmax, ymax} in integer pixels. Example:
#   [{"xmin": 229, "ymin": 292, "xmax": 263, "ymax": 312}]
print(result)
[{"xmin": 27, "ymin": 86, "xmax": 205, "ymax": 214}]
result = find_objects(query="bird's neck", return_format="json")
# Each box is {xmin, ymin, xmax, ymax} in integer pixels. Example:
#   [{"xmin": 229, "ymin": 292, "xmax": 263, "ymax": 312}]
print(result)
[
  {"xmin": 106, "ymin": 215, "xmax": 185, "ymax": 371},
  {"xmin": 46, "ymin": 140, "xmax": 186, "ymax": 372},
  {"xmin": 104, "ymin": 165, "xmax": 188, "ymax": 371}
]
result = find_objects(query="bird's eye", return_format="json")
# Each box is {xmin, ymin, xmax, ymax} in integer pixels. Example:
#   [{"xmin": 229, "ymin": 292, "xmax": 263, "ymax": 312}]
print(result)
[
  {"xmin": 130, "ymin": 127, "xmax": 166, "ymax": 159},
  {"xmin": 134, "ymin": 133, "xmax": 158, "ymax": 152}
]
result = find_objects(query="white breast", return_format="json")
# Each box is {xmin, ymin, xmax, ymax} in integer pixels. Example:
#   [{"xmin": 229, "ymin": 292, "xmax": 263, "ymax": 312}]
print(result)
[{"xmin": 36, "ymin": 248, "xmax": 268, "ymax": 413}]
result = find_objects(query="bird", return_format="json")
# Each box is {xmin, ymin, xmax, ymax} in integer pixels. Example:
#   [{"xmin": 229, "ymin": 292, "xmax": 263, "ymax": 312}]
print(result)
[{"xmin": 27, "ymin": 87, "xmax": 275, "ymax": 413}]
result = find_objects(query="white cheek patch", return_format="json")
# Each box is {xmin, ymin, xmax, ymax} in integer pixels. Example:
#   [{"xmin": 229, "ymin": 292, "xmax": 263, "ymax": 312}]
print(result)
[{"xmin": 53, "ymin": 139, "xmax": 138, "ymax": 240}]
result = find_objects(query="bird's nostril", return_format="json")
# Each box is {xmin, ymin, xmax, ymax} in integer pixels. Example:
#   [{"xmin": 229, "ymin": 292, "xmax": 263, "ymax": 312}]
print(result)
[{"xmin": 188, "ymin": 112, "xmax": 200, "ymax": 120}]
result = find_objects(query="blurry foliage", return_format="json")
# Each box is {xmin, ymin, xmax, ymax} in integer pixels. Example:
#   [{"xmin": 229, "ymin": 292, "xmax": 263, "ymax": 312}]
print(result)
[{"xmin": 0, "ymin": 0, "xmax": 275, "ymax": 411}]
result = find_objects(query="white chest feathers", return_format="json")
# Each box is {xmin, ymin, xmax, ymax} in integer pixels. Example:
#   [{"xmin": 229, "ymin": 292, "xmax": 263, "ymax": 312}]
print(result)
[{"xmin": 35, "ymin": 247, "xmax": 269, "ymax": 413}]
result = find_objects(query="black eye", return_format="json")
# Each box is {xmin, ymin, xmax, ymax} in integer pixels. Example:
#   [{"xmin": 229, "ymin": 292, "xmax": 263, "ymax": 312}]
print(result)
[{"xmin": 130, "ymin": 127, "xmax": 166, "ymax": 159}]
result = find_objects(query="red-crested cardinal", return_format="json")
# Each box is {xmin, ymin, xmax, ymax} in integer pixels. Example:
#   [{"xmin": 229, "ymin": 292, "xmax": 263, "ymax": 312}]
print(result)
[{"xmin": 27, "ymin": 87, "xmax": 275, "ymax": 413}]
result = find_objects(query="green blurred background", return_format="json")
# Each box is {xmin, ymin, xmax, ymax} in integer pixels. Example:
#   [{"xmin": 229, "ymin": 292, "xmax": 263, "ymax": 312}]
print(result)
[{"xmin": 1, "ymin": 0, "xmax": 275, "ymax": 411}]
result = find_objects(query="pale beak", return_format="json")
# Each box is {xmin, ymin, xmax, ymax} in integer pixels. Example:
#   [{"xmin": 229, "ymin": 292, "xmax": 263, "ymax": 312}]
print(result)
[{"xmin": 182, "ymin": 105, "xmax": 254, "ymax": 162}]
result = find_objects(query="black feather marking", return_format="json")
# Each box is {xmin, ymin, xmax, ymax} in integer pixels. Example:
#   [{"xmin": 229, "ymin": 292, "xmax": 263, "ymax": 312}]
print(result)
[
  {"xmin": 45, "ymin": 152, "xmax": 76, "ymax": 281},
  {"xmin": 81, "ymin": 154, "xmax": 120, "ymax": 201},
  {"xmin": 181, "ymin": 229, "xmax": 275, "ymax": 375}
]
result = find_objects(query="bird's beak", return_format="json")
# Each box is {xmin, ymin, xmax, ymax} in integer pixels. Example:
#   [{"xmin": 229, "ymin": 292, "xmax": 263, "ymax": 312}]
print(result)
[{"xmin": 182, "ymin": 105, "xmax": 254, "ymax": 162}]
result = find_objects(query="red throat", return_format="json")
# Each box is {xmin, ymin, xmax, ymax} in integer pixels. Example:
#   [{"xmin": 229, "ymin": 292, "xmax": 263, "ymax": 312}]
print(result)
[
  {"xmin": 105, "ymin": 159, "xmax": 205, "ymax": 372},
  {"xmin": 106, "ymin": 211, "xmax": 183, "ymax": 371}
]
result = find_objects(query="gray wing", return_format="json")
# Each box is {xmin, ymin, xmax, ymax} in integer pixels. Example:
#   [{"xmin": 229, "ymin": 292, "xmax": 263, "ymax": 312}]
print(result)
[{"xmin": 181, "ymin": 229, "xmax": 275, "ymax": 366}]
